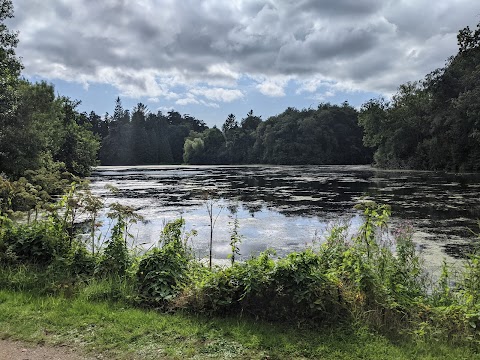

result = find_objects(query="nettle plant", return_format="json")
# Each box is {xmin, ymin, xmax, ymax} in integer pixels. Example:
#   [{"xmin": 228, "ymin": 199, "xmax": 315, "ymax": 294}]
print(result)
[
  {"xmin": 96, "ymin": 202, "xmax": 144, "ymax": 277},
  {"xmin": 136, "ymin": 219, "xmax": 197, "ymax": 306}
]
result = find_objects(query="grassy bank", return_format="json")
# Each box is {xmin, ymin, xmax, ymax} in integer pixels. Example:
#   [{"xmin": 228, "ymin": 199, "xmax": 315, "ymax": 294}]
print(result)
[{"xmin": 0, "ymin": 289, "xmax": 478, "ymax": 360}]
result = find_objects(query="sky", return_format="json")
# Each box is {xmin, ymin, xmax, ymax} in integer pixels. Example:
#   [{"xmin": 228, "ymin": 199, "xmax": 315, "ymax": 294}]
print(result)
[{"xmin": 7, "ymin": 0, "xmax": 480, "ymax": 127}]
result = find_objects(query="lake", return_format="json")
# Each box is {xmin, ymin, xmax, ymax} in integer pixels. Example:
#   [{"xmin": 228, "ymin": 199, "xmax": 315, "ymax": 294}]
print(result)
[{"xmin": 89, "ymin": 165, "xmax": 480, "ymax": 269}]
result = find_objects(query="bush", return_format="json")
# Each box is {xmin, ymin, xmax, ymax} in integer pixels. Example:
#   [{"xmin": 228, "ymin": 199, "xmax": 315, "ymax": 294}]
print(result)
[
  {"xmin": 96, "ymin": 236, "xmax": 131, "ymax": 277},
  {"xmin": 136, "ymin": 219, "xmax": 192, "ymax": 306},
  {"xmin": 1, "ymin": 219, "xmax": 68, "ymax": 267},
  {"xmin": 189, "ymin": 250, "xmax": 346, "ymax": 324},
  {"xmin": 137, "ymin": 243, "xmax": 189, "ymax": 305},
  {"xmin": 49, "ymin": 241, "xmax": 96, "ymax": 281},
  {"xmin": 67, "ymin": 242, "xmax": 96, "ymax": 277},
  {"xmin": 187, "ymin": 203, "xmax": 429, "ymax": 329},
  {"xmin": 96, "ymin": 219, "xmax": 132, "ymax": 277}
]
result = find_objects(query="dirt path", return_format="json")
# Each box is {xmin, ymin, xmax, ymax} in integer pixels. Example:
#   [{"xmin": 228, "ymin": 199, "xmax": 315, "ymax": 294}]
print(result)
[{"xmin": 0, "ymin": 339, "xmax": 96, "ymax": 360}]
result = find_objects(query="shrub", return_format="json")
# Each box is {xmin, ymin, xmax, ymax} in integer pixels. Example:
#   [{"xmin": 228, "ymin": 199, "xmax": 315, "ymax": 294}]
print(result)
[
  {"xmin": 67, "ymin": 242, "xmax": 96, "ymax": 277},
  {"xmin": 96, "ymin": 232, "xmax": 131, "ymax": 278},
  {"xmin": 1, "ymin": 219, "xmax": 68, "ymax": 266},
  {"xmin": 136, "ymin": 219, "xmax": 192, "ymax": 306},
  {"xmin": 191, "ymin": 250, "xmax": 345, "ymax": 324},
  {"xmin": 268, "ymin": 250, "xmax": 343, "ymax": 322}
]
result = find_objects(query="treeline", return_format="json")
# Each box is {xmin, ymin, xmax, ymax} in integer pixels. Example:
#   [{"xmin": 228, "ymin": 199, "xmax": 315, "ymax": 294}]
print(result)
[
  {"xmin": 359, "ymin": 22, "xmax": 480, "ymax": 172},
  {"xmin": 0, "ymin": 81, "xmax": 100, "ymax": 178},
  {"xmin": 93, "ymin": 22, "xmax": 480, "ymax": 171},
  {"xmin": 0, "ymin": 1, "xmax": 99, "ymax": 188},
  {"xmin": 186, "ymin": 104, "xmax": 372, "ymax": 165},
  {"xmin": 94, "ymin": 98, "xmax": 207, "ymax": 165},
  {"xmin": 93, "ymin": 102, "xmax": 372, "ymax": 166}
]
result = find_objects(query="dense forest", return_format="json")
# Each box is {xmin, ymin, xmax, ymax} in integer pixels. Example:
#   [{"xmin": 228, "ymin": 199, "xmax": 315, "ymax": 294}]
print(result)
[
  {"xmin": 95, "ymin": 101, "xmax": 372, "ymax": 166},
  {"xmin": 359, "ymin": 23, "xmax": 480, "ymax": 172}
]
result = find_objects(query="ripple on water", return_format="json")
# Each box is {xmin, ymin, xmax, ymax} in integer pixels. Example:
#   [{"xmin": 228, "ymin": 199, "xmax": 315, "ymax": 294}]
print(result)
[{"xmin": 90, "ymin": 165, "xmax": 480, "ymax": 268}]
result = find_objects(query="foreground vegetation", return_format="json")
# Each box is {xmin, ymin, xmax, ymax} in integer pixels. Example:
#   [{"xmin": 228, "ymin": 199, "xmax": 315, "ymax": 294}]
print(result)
[{"xmin": 1, "ymin": 184, "xmax": 480, "ymax": 358}]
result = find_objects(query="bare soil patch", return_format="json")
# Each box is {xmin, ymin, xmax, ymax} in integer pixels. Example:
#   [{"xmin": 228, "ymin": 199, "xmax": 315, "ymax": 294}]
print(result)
[{"xmin": 0, "ymin": 339, "xmax": 95, "ymax": 360}]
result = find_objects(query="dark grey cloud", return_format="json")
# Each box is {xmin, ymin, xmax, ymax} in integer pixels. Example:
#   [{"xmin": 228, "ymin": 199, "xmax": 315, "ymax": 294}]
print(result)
[
  {"xmin": 295, "ymin": 0, "xmax": 384, "ymax": 16},
  {"xmin": 7, "ymin": 0, "xmax": 480, "ymax": 100}
]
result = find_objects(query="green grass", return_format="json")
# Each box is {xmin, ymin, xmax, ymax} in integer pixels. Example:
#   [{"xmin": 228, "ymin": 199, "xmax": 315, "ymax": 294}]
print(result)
[{"xmin": 0, "ymin": 289, "xmax": 478, "ymax": 359}]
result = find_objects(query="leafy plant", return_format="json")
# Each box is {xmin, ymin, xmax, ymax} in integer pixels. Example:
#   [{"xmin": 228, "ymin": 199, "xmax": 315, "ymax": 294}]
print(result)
[
  {"xmin": 106, "ymin": 201, "xmax": 144, "ymax": 247},
  {"xmin": 136, "ymin": 219, "xmax": 195, "ymax": 306},
  {"xmin": 1, "ymin": 219, "xmax": 68, "ymax": 266},
  {"xmin": 96, "ymin": 221, "xmax": 132, "ymax": 277},
  {"xmin": 80, "ymin": 189, "xmax": 103, "ymax": 257}
]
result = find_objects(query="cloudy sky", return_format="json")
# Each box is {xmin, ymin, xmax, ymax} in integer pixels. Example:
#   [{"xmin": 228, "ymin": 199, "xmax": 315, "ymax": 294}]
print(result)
[{"xmin": 7, "ymin": 0, "xmax": 480, "ymax": 127}]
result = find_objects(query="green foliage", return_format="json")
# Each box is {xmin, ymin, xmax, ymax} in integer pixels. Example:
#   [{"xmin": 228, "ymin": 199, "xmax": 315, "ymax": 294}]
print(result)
[
  {"xmin": 0, "ymin": 0, "xmax": 22, "ymax": 123},
  {"xmin": 100, "ymin": 236, "xmax": 130, "ymax": 277},
  {"xmin": 24, "ymin": 153, "xmax": 73, "ymax": 196},
  {"xmin": 99, "ymin": 102, "xmax": 371, "ymax": 166},
  {"xmin": 105, "ymin": 201, "xmax": 143, "ymax": 246},
  {"xmin": 136, "ymin": 244, "xmax": 188, "ymax": 305},
  {"xmin": 96, "ymin": 219, "xmax": 132, "ymax": 278},
  {"xmin": 0, "ymin": 219, "xmax": 68, "ymax": 267},
  {"xmin": 0, "ymin": 80, "xmax": 100, "ymax": 179},
  {"xmin": 3, "ymin": 197, "xmax": 480, "ymax": 346},
  {"xmin": 353, "ymin": 202, "xmax": 390, "ymax": 257},
  {"xmin": 136, "ymin": 219, "xmax": 192, "ymax": 305},
  {"xmin": 462, "ymin": 254, "xmax": 480, "ymax": 306},
  {"xmin": 183, "ymin": 137, "xmax": 205, "ymax": 163},
  {"xmin": 359, "ymin": 21, "xmax": 480, "ymax": 171},
  {"xmin": 185, "ymin": 202, "xmax": 429, "ymax": 332},
  {"xmin": 191, "ymin": 249, "xmax": 338, "ymax": 321},
  {"xmin": 53, "ymin": 98, "xmax": 100, "ymax": 177},
  {"xmin": 183, "ymin": 127, "xmax": 227, "ymax": 164},
  {"xmin": 64, "ymin": 242, "xmax": 96, "ymax": 278},
  {"xmin": 254, "ymin": 103, "xmax": 371, "ymax": 165},
  {"xmin": 0, "ymin": 3, "xmax": 98, "ymax": 179},
  {"xmin": 99, "ymin": 102, "xmax": 205, "ymax": 165}
]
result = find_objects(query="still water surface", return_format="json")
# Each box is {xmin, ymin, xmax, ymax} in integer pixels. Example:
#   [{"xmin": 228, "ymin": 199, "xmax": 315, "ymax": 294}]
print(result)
[{"xmin": 89, "ymin": 165, "xmax": 480, "ymax": 268}]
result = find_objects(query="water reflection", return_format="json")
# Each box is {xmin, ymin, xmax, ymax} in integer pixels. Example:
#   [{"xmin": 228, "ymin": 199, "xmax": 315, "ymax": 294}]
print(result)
[{"xmin": 89, "ymin": 165, "xmax": 480, "ymax": 263}]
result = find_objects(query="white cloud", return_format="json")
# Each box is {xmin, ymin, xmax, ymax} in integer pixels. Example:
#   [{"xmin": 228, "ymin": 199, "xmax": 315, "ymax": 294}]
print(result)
[
  {"xmin": 8, "ymin": 0, "xmax": 480, "ymax": 107},
  {"xmin": 255, "ymin": 77, "xmax": 291, "ymax": 97},
  {"xmin": 205, "ymin": 63, "xmax": 241, "ymax": 86},
  {"xmin": 199, "ymin": 100, "xmax": 220, "ymax": 108},
  {"xmin": 175, "ymin": 96, "xmax": 199, "ymax": 106},
  {"xmin": 295, "ymin": 76, "xmax": 334, "ymax": 94},
  {"xmin": 157, "ymin": 105, "xmax": 174, "ymax": 113},
  {"xmin": 310, "ymin": 90, "xmax": 336, "ymax": 102},
  {"xmin": 190, "ymin": 87, "xmax": 244, "ymax": 102}
]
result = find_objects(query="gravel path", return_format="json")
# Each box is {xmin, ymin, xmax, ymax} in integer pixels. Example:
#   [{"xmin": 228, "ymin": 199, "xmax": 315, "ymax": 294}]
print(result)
[{"xmin": 0, "ymin": 339, "xmax": 95, "ymax": 360}]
